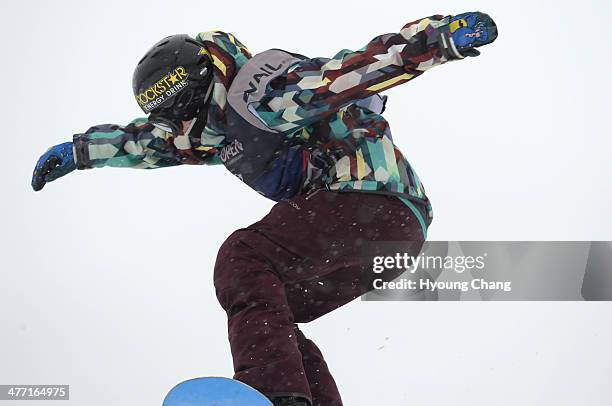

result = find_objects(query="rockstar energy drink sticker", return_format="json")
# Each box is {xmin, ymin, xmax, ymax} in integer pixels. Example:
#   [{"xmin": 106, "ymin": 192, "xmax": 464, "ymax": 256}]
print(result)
[{"xmin": 135, "ymin": 66, "xmax": 189, "ymax": 113}]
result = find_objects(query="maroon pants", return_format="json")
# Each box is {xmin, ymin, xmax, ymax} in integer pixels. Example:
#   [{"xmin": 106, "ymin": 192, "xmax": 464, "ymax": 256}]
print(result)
[{"xmin": 213, "ymin": 190, "xmax": 425, "ymax": 405}]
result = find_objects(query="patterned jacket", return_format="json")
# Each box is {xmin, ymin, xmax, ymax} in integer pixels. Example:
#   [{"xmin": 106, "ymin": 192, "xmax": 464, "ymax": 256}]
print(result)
[{"xmin": 73, "ymin": 15, "xmax": 461, "ymax": 233}]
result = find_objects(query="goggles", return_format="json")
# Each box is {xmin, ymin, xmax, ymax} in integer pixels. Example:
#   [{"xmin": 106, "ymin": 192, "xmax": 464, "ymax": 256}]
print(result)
[{"xmin": 149, "ymin": 115, "xmax": 182, "ymax": 134}]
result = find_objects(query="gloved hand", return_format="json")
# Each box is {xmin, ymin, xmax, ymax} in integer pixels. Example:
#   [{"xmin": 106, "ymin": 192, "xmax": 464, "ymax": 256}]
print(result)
[
  {"xmin": 444, "ymin": 12, "xmax": 498, "ymax": 57},
  {"xmin": 31, "ymin": 142, "xmax": 77, "ymax": 191}
]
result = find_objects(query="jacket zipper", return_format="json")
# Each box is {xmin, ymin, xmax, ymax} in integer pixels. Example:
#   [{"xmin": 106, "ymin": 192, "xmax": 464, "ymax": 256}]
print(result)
[{"xmin": 304, "ymin": 188, "xmax": 323, "ymax": 200}]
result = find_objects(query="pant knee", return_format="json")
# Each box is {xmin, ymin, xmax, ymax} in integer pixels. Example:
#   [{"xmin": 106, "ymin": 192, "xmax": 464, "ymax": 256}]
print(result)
[
  {"xmin": 214, "ymin": 231, "xmax": 251, "ymax": 303},
  {"xmin": 214, "ymin": 230, "xmax": 285, "ymax": 316},
  {"xmin": 214, "ymin": 228, "xmax": 253, "ymax": 276}
]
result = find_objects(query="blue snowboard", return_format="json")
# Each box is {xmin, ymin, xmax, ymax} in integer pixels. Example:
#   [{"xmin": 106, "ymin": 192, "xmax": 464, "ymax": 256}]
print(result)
[{"xmin": 163, "ymin": 377, "xmax": 273, "ymax": 406}]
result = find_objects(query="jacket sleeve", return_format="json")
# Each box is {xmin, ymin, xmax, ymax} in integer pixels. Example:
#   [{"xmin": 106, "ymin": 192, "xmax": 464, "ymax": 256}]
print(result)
[
  {"xmin": 254, "ymin": 15, "xmax": 458, "ymax": 133},
  {"xmin": 72, "ymin": 117, "xmax": 223, "ymax": 169}
]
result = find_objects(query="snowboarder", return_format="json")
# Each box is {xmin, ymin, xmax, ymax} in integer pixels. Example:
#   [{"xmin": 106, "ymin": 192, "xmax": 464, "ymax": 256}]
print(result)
[{"xmin": 32, "ymin": 12, "xmax": 497, "ymax": 406}]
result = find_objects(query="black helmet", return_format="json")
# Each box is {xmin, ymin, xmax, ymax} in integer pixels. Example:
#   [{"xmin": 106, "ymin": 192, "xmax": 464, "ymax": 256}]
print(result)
[{"xmin": 133, "ymin": 34, "xmax": 213, "ymax": 134}]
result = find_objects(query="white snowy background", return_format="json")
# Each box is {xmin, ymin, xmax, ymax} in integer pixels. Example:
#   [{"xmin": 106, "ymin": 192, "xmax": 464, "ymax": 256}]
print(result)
[{"xmin": 1, "ymin": 0, "xmax": 611, "ymax": 405}]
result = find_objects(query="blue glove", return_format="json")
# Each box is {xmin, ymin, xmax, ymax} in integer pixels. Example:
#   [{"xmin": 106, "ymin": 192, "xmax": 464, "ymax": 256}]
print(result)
[
  {"xmin": 447, "ymin": 12, "xmax": 498, "ymax": 57},
  {"xmin": 31, "ymin": 142, "xmax": 77, "ymax": 191}
]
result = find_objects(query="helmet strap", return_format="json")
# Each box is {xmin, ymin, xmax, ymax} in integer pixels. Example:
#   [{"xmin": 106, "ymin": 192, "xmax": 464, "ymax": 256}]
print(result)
[
  {"xmin": 185, "ymin": 78, "xmax": 214, "ymax": 137},
  {"xmin": 185, "ymin": 96, "xmax": 210, "ymax": 138}
]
